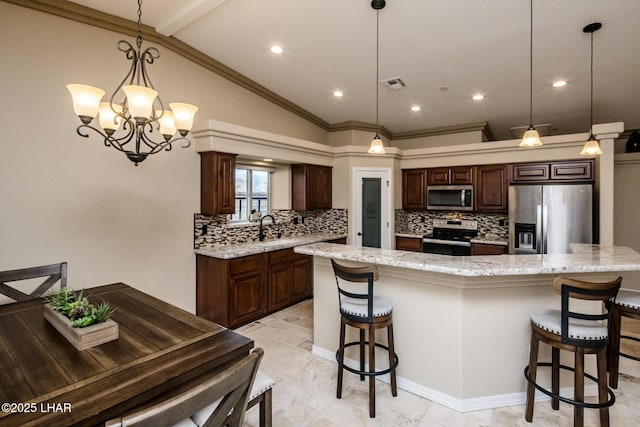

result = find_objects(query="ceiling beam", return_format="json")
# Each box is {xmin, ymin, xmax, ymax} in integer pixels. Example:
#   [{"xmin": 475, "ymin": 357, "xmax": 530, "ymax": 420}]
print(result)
[{"xmin": 156, "ymin": 0, "xmax": 229, "ymax": 37}]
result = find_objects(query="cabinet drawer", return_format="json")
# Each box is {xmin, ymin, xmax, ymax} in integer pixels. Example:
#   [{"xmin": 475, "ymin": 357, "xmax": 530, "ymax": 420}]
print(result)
[
  {"xmin": 230, "ymin": 254, "xmax": 265, "ymax": 275},
  {"xmin": 511, "ymin": 163, "xmax": 549, "ymax": 182},
  {"xmin": 395, "ymin": 236, "xmax": 422, "ymax": 252},
  {"xmin": 551, "ymin": 161, "xmax": 593, "ymax": 181}
]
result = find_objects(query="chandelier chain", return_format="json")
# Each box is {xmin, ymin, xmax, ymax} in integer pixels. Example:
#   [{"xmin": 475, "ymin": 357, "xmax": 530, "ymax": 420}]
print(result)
[{"xmin": 136, "ymin": 0, "xmax": 143, "ymax": 49}]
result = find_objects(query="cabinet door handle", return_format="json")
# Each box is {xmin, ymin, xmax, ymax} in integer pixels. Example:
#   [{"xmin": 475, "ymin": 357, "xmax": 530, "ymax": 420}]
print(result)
[{"xmin": 357, "ymin": 232, "xmax": 362, "ymax": 236}]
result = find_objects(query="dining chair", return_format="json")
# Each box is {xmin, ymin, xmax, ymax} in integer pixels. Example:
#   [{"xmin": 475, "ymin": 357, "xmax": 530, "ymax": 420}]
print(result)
[
  {"xmin": 105, "ymin": 347, "xmax": 263, "ymax": 427},
  {"xmin": 0, "ymin": 262, "xmax": 67, "ymax": 303}
]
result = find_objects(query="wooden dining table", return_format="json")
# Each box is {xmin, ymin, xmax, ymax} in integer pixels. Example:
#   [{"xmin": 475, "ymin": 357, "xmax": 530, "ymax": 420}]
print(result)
[{"xmin": 0, "ymin": 282, "xmax": 253, "ymax": 427}]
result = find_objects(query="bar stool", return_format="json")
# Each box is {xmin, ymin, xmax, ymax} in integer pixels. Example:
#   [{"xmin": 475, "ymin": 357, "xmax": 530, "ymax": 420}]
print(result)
[
  {"xmin": 606, "ymin": 289, "xmax": 640, "ymax": 389},
  {"xmin": 524, "ymin": 275, "xmax": 622, "ymax": 427},
  {"xmin": 331, "ymin": 259, "xmax": 398, "ymax": 418}
]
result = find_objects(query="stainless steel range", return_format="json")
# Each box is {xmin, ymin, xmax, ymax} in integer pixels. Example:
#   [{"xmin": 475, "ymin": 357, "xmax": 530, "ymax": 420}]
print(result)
[{"xmin": 422, "ymin": 219, "xmax": 478, "ymax": 256}]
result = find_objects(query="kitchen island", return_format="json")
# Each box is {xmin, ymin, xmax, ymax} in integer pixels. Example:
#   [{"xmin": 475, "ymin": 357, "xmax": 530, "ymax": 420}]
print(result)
[{"xmin": 293, "ymin": 243, "xmax": 640, "ymax": 412}]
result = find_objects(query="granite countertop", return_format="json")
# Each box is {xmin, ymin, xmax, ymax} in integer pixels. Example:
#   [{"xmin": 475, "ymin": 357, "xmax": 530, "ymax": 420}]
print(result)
[
  {"xmin": 195, "ymin": 233, "xmax": 347, "ymax": 259},
  {"xmin": 395, "ymin": 233, "xmax": 508, "ymax": 246},
  {"xmin": 470, "ymin": 235, "xmax": 509, "ymax": 246},
  {"xmin": 294, "ymin": 242, "xmax": 640, "ymax": 277}
]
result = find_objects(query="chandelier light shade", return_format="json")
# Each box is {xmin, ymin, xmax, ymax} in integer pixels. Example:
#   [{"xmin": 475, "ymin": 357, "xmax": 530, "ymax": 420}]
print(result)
[
  {"xmin": 66, "ymin": 0, "xmax": 198, "ymax": 166},
  {"xmin": 368, "ymin": 0, "xmax": 386, "ymax": 155},
  {"xmin": 580, "ymin": 22, "xmax": 603, "ymax": 156},
  {"xmin": 519, "ymin": 0, "xmax": 542, "ymax": 148}
]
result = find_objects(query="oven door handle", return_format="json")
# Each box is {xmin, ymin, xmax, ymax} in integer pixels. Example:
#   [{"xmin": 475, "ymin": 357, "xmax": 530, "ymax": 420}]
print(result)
[{"xmin": 422, "ymin": 238, "xmax": 471, "ymax": 247}]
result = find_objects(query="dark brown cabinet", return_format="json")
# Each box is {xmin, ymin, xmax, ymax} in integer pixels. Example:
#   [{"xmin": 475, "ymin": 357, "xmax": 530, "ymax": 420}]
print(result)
[
  {"xmin": 228, "ymin": 255, "xmax": 268, "ymax": 327},
  {"xmin": 402, "ymin": 169, "xmax": 427, "ymax": 209},
  {"xmin": 196, "ymin": 248, "xmax": 312, "ymax": 329},
  {"xmin": 474, "ymin": 164, "xmax": 509, "ymax": 211},
  {"xmin": 395, "ymin": 236, "xmax": 423, "ymax": 252},
  {"xmin": 291, "ymin": 164, "xmax": 332, "ymax": 210},
  {"xmin": 268, "ymin": 249, "xmax": 312, "ymax": 311},
  {"xmin": 200, "ymin": 151, "xmax": 237, "ymax": 215},
  {"xmin": 511, "ymin": 159, "xmax": 594, "ymax": 183},
  {"xmin": 550, "ymin": 160, "xmax": 593, "ymax": 181},
  {"xmin": 427, "ymin": 166, "xmax": 473, "ymax": 185},
  {"xmin": 471, "ymin": 243, "xmax": 508, "ymax": 255}
]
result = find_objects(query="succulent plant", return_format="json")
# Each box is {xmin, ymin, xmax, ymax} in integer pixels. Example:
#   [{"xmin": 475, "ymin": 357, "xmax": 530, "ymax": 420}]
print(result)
[{"xmin": 47, "ymin": 288, "xmax": 115, "ymax": 328}]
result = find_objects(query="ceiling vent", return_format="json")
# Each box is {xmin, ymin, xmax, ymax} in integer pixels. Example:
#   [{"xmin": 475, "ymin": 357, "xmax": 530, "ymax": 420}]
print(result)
[
  {"xmin": 380, "ymin": 77, "xmax": 406, "ymax": 90},
  {"xmin": 510, "ymin": 124, "xmax": 552, "ymax": 138}
]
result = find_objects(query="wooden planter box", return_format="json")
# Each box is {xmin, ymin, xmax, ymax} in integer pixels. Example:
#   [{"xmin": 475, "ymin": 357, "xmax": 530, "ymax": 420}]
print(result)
[{"xmin": 43, "ymin": 304, "xmax": 118, "ymax": 351}]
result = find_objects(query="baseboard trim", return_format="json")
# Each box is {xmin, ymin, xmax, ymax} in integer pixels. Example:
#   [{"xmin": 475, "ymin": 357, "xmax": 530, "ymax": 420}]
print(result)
[{"xmin": 312, "ymin": 344, "xmax": 598, "ymax": 413}]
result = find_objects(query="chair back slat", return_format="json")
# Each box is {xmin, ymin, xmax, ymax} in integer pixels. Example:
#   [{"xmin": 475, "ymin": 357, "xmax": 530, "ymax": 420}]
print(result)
[
  {"xmin": 553, "ymin": 276, "xmax": 622, "ymax": 346},
  {"xmin": 0, "ymin": 262, "xmax": 67, "ymax": 303},
  {"xmin": 331, "ymin": 259, "xmax": 377, "ymax": 321},
  {"xmin": 105, "ymin": 348, "xmax": 264, "ymax": 427}
]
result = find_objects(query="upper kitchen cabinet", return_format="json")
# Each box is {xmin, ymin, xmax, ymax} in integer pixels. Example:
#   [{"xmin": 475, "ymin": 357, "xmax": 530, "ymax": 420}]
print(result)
[
  {"xmin": 474, "ymin": 164, "xmax": 508, "ymax": 211},
  {"xmin": 427, "ymin": 166, "xmax": 473, "ymax": 185},
  {"xmin": 200, "ymin": 151, "xmax": 237, "ymax": 216},
  {"xmin": 402, "ymin": 168, "xmax": 427, "ymax": 209},
  {"xmin": 511, "ymin": 159, "xmax": 594, "ymax": 183},
  {"xmin": 291, "ymin": 164, "xmax": 332, "ymax": 210}
]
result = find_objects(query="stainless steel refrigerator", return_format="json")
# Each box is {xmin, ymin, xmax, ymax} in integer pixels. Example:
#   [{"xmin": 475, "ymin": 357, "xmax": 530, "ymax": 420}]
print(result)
[{"xmin": 508, "ymin": 184, "xmax": 593, "ymax": 254}]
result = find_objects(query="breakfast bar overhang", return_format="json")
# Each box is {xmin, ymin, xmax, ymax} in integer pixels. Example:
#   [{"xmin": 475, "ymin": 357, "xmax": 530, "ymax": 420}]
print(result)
[{"xmin": 294, "ymin": 243, "xmax": 640, "ymax": 412}]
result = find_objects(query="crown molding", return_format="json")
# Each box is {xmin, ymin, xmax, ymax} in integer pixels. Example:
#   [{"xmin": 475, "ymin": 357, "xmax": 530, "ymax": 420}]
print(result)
[
  {"xmin": 6, "ymin": 0, "xmax": 498, "ymax": 143},
  {"xmin": 392, "ymin": 121, "xmax": 496, "ymax": 141},
  {"xmin": 328, "ymin": 121, "xmax": 393, "ymax": 140},
  {"xmin": 4, "ymin": 0, "xmax": 332, "ymax": 130}
]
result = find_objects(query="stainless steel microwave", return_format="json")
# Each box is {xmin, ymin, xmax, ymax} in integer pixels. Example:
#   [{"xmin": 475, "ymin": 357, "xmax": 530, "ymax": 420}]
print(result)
[{"xmin": 426, "ymin": 185, "xmax": 473, "ymax": 211}]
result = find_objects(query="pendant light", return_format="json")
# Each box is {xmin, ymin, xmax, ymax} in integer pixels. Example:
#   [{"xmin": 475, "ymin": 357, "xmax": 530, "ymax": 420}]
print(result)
[
  {"xmin": 368, "ymin": 0, "xmax": 386, "ymax": 154},
  {"xmin": 580, "ymin": 22, "xmax": 603, "ymax": 156},
  {"xmin": 519, "ymin": 0, "xmax": 542, "ymax": 148}
]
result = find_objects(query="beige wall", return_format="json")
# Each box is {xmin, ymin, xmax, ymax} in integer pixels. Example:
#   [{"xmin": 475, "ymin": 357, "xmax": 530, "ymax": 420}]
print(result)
[
  {"xmin": 614, "ymin": 154, "xmax": 640, "ymax": 290},
  {"xmin": 0, "ymin": 3, "xmax": 328, "ymax": 312}
]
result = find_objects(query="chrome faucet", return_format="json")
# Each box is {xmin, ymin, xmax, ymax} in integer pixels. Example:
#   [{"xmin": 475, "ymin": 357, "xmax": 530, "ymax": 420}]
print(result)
[{"xmin": 258, "ymin": 215, "xmax": 276, "ymax": 241}]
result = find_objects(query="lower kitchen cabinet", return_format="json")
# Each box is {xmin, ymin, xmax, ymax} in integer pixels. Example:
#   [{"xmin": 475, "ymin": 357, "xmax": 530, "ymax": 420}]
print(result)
[
  {"xmin": 471, "ymin": 243, "xmax": 508, "ymax": 255},
  {"xmin": 269, "ymin": 248, "xmax": 312, "ymax": 311},
  {"xmin": 196, "ymin": 248, "xmax": 312, "ymax": 328},
  {"xmin": 395, "ymin": 236, "xmax": 423, "ymax": 252}
]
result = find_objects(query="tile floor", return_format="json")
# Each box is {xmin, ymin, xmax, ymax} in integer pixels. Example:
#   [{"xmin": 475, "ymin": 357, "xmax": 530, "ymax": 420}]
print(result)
[{"xmin": 237, "ymin": 299, "xmax": 640, "ymax": 426}]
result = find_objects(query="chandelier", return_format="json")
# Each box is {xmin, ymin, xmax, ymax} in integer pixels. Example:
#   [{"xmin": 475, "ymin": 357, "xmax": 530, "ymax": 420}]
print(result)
[{"xmin": 66, "ymin": 0, "xmax": 198, "ymax": 166}]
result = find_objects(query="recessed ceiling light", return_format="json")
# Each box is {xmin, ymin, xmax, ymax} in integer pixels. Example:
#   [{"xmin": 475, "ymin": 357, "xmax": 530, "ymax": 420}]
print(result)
[
  {"xmin": 472, "ymin": 94, "xmax": 484, "ymax": 101},
  {"xmin": 270, "ymin": 45, "xmax": 283, "ymax": 54},
  {"xmin": 410, "ymin": 105, "xmax": 421, "ymax": 112},
  {"xmin": 263, "ymin": 158, "xmax": 273, "ymax": 162},
  {"xmin": 333, "ymin": 91, "xmax": 343, "ymax": 97},
  {"xmin": 552, "ymin": 80, "xmax": 568, "ymax": 88}
]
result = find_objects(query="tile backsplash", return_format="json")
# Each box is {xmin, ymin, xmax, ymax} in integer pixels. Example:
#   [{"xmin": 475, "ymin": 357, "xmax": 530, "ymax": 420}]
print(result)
[
  {"xmin": 395, "ymin": 209, "xmax": 508, "ymax": 238},
  {"xmin": 194, "ymin": 209, "xmax": 348, "ymax": 249}
]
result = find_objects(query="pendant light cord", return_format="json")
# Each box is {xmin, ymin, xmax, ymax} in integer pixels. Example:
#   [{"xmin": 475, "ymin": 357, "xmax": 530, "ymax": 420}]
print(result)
[
  {"xmin": 528, "ymin": 0, "xmax": 533, "ymax": 128},
  {"xmin": 589, "ymin": 30, "xmax": 594, "ymax": 136},
  {"xmin": 375, "ymin": 9, "xmax": 379, "ymax": 128}
]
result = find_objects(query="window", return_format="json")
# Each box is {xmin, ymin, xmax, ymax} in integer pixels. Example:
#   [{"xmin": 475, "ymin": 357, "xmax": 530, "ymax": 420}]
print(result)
[{"xmin": 231, "ymin": 167, "xmax": 270, "ymax": 222}]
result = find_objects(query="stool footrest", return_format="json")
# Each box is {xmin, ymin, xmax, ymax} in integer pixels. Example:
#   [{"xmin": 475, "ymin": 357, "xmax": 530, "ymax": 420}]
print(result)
[
  {"xmin": 336, "ymin": 341, "xmax": 399, "ymax": 377},
  {"xmin": 619, "ymin": 335, "xmax": 640, "ymax": 362},
  {"xmin": 524, "ymin": 362, "xmax": 616, "ymax": 409}
]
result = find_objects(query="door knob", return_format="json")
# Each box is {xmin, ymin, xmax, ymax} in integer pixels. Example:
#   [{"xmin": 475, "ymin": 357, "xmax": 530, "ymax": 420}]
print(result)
[{"xmin": 357, "ymin": 232, "xmax": 362, "ymax": 236}]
